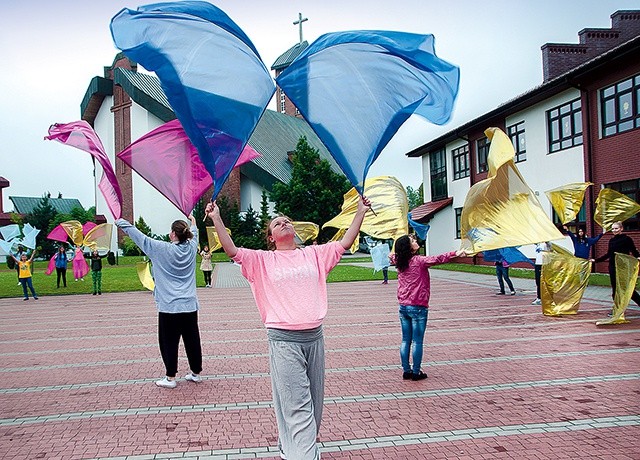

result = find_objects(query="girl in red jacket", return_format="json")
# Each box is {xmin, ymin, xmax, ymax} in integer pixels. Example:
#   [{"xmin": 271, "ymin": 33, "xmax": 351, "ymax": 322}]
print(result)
[{"xmin": 392, "ymin": 234, "xmax": 466, "ymax": 380}]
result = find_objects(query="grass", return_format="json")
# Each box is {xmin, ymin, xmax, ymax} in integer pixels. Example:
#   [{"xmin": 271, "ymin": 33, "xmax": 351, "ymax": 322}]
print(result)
[{"xmin": 1, "ymin": 253, "xmax": 635, "ymax": 298}]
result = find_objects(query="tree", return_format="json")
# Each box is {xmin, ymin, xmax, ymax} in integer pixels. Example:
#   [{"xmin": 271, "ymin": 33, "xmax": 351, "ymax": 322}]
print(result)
[
  {"xmin": 270, "ymin": 137, "xmax": 350, "ymax": 240},
  {"xmin": 259, "ymin": 190, "xmax": 271, "ymax": 230},
  {"xmin": 25, "ymin": 194, "xmax": 58, "ymax": 257},
  {"xmin": 235, "ymin": 205, "xmax": 265, "ymax": 249},
  {"xmin": 406, "ymin": 184, "xmax": 424, "ymax": 211},
  {"xmin": 192, "ymin": 198, "xmax": 208, "ymax": 247}
]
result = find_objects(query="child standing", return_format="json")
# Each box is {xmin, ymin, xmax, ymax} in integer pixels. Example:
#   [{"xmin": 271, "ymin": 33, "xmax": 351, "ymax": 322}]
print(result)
[
  {"xmin": 12, "ymin": 250, "xmax": 38, "ymax": 300},
  {"xmin": 200, "ymin": 245, "xmax": 213, "ymax": 287},
  {"xmin": 207, "ymin": 196, "xmax": 370, "ymax": 460},
  {"xmin": 90, "ymin": 250, "xmax": 108, "ymax": 295},
  {"xmin": 54, "ymin": 246, "xmax": 68, "ymax": 288}
]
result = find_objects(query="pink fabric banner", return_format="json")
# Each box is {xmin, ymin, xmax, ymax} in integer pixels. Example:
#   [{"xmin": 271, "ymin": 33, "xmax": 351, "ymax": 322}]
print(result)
[
  {"xmin": 47, "ymin": 224, "xmax": 69, "ymax": 243},
  {"xmin": 45, "ymin": 121, "xmax": 123, "ymax": 219},
  {"xmin": 46, "ymin": 255, "xmax": 56, "ymax": 275},
  {"xmin": 82, "ymin": 222, "xmax": 97, "ymax": 235},
  {"xmin": 117, "ymin": 119, "xmax": 260, "ymax": 216}
]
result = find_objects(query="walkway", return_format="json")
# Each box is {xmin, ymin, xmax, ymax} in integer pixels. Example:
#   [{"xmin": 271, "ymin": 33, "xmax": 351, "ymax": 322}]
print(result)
[{"xmin": 0, "ymin": 263, "xmax": 638, "ymax": 459}]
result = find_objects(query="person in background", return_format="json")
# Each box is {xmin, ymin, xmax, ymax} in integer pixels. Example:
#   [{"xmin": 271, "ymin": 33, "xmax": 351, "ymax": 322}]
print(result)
[
  {"xmin": 532, "ymin": 242, "xmax": 550, "ymax": 305},
  {"xmin": 200, "ymin": 245, "xmax": 213, "ymax": 288},
  {"xmin": 12, "ymin": 250, "xmax": 38, "ymax": 300},
  {"xmin": 14, "ymin": 245, "xmax": 27, "ymax": 285},
  {"xmin": 563, "ymin": 225, "xmax": 604, "ymax": 259},
  {"xmin": 495, "ymin": 254, "xmax": 516, "ymax": 296},
  {"xmin": 391, "ymin": 234, "xmax": 467, "ymax": 381},
  {"xmin": 90, "ymin": 249, "xmax": 108, "ymax": 295},
  {"xmin": 72, "ymin": 246, "xmax": 89, "ymax": 281},
  {"xmin": 115, "ymin": 215, "xmax": 203, "ymax": 389},
  {"xmin": 207, "ymin": 196, "xmax": 370, "ymax": 460},
  {"xmin": 592, "ymin": 221, "xmax": 640, "ymax": 307},
  {"xmin": 53, "ymin": 245, "xmax": 68, "ymax": 288}
]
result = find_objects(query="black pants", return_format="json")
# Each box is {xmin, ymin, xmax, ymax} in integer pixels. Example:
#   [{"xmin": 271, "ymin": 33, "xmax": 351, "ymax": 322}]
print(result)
[
  {"xmin": 203, "ymin": 270, "xmax": 212, "ymax": 286},
  {"xmin": 158, "ymin": 311, "xmax": 203, "ymax": 377},
  {"xmin": 608, "ymin": 265, "xmax": 640, "ymax": 306},
  {"xmin": 56, "ymin": 267, "xmax": 67, "ymax": 287},
  {"xmin": 534, "ymin": 265, "xmax": 542, "ymax": 298}
]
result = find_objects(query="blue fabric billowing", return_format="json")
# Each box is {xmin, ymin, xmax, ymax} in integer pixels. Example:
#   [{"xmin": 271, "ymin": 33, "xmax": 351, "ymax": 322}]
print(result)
[
  {"xmin": 483, "ymin": 247, "xmax": 534, "ymax": 266},
  {"xmin": 277, "ymin": 31, "xmax": 459, "ymax": 193},
  {"xmin": 408, "ymin": 212, "xmax": 430, "ymax": 241},
  {"xmin": 110, "ymin": 2, "xmax": 275, "ymax": 198}
]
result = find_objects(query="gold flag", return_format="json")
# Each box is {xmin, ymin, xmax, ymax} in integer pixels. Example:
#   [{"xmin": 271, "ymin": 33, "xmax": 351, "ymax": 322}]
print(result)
[
  {"xmin": 136, "ymin": 260, "xmax": 155, "ymax": 291},
  {"xmin": 596, "ymin": 253, "xmax": 639, "ymax": 325},
  {"xmin": 541, "ymin": 250, "xmax": 591, "ymax": 316},
  {"xmin": 594, "ymin": 188, "xmax": 640, "ymax": 231},
  {"xmin": 82, "ymin": 223, "xmax": 113, "ymax": 251},
  {"xmin": 60, "ymin": 220, "xmax": 84, "ymax": 246},
  {"xmin": 205, "ymin": 226, "xmax": 231, "ymax": 252},
  {"xmin": 329, "ymin": 228, "xmax": 359, "ymax": 254},
  {"xmin": 323, "ymin": 176, "xmax": 408, "ymax": 242},
  {"xmin": 292, "ymin": 222, "xmax": 319, "ymax": 244},
  {"xmin": 460, "ymin": 128, "xmax": 563, "ymax": 254},
  {"xmin": 545, "ymin": 182, "xmax": 592, "ymax": 225}
]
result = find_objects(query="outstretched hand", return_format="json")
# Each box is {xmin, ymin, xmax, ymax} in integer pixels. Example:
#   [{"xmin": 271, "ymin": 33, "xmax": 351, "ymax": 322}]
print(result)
[
  {"xmin": 358, "ymin": 195, "xmax": 372, "ymax": 214},
  {"xmin": 455, "ymin": 249, "xmax": 468, "ymax": 257},
  {"xmin": 205, "ymin": 201, "xmax": 220, "ymax": 222}
]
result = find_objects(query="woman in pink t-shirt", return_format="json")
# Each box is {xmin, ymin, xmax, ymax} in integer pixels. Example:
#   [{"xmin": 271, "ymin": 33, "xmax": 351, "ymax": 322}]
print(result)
[
  {"xmin": 392, "ymin": 234, "xmax": 466, "ymax": 381},
  {"xmin": 207, "ymin": 196, "xmax": 370, "ymax": 460}
]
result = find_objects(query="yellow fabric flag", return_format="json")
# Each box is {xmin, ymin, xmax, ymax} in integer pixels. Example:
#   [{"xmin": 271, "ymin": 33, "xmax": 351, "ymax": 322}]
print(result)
[
  {"xmin": 460, "ymin": 128, "xmax": 563, "ymax": 254},
  {"xmin": 82, "ymin": 223, "xmax": 113, "ymax": 251},
  {"xmin": 328, "ymin": 228, "xmax": 358, "ymax": 254},
  {"xmin": 61, "ymin": 220, "xmax": 84, "ymax": 246},
  {"xmin": 205, "ymin": 227, "xmax": 231, "ymax": 252},
  {"xmin": 596, "ymin": 253, "xmax": 639, "ymax": 325},
  {"xmin": 323, "ymin": 176, "xmax": 408, "ymax": 242},
  {"xmin": 136, "ymin": 260, "xmax": 155, "ymax": 291},
  {"xmin": 292, "ymin": 222, "xmax": 319, "ymax": 244},
  {"xmin": 594, "ymin": 188, "xmax": 640, "ymax": 231},
  {"xmin": 541, "ymin": 250, "xmax": 591, "ymax": 316},
  {"xmin": 545, "ymin": 182, "xmax": 592, "ymax": 225}
]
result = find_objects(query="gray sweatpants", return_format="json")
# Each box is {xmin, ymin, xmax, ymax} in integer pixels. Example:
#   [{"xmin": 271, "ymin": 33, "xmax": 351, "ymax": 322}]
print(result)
[{"xmin": 267, "ymin": 326, "xmax": 324, "ymax": 460}]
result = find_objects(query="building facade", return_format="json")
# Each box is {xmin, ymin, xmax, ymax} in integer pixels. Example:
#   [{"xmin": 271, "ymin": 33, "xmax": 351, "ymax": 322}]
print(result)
[{"xmin": 408, "ymin": 10, "xmax": 640, "ymax": 271}]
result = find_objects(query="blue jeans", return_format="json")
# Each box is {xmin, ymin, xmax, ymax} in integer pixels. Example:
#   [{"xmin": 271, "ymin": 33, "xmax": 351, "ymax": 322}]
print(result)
[
  {"xmin": 496, "ymin": 264, "xmax": 514, "ymax": 293},
  {"xmin": 20, "ymin": 277, "xmax": 37, "ymax": 299},
  {"xmin": 399, "ymin": 305, "xmax": 428, "ymax": 374}
]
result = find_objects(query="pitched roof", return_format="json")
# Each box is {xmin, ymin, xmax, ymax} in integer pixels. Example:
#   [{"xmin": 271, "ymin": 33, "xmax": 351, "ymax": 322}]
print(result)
[
  {"xmin": 410, "ymin": 198, "xmax": 453, "ymax": 223},
  {"xmin": 9, "ymin": 196, "xmax": 85, "ymax": 215},
  {"xmin": 83, "ymin": 66, "xmax": 340, "ymax": 191},
  {"xmin": 407, "ymin": 34, "xmax": 640, "ymax": 157},
  {"xmin": 271, "ymin": 41, "xmax": 309, "ymax": 71}
]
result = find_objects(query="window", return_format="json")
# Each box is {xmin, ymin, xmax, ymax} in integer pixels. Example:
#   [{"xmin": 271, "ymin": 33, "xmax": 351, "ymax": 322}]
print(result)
[
  {"xmin": 601, "ymin": 74, "xmax": 640, "ymax": 136},
  {"xmin": 547, "ymin": 98, "xmax": 582, "ymax": 153},
  {"xmin": 552, "ymin": 202, "xmax": 586, "ymax": 230},
  {"xmin": 476, "ymin": 137, "xmax": 489, "ymax": 173},
  {"xmin": 430, "ymin": 149, "xmax": 447, "ymax": 201},
  {"xmin": 452, "ymin": 144, "xmax": 470, "ymax": 180},
  {"xmin": 507, "ymin": 121, "xmax": 526, "ymax": 162},
  {"xmin": 455, "ymin": 207, "xmax": 463, "ymax": 239},
  {"xmin": 607, "ymin": 179, "xmax": 640, "ymax": 230},
  {"xmin": 279, "ymin": 90, "xmax": 286, "ymax": 113}
]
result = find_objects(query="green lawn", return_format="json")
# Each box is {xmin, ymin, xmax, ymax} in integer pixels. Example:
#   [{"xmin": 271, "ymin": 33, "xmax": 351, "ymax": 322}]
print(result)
[{"xmin": 1, "ymin": 254, "xmax": 635, "ymax": 299}]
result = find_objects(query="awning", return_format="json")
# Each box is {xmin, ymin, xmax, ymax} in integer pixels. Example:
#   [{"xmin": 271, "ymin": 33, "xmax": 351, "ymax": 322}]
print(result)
[{"xmin": 410, "ymin": 197, "xmax": 453, "ymax": 222}]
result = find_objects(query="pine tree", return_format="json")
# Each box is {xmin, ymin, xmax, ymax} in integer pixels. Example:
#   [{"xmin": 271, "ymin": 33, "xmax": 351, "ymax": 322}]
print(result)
[{"xmin": 25, "ymin": 194, "xmax": 58, "ymax": 257}]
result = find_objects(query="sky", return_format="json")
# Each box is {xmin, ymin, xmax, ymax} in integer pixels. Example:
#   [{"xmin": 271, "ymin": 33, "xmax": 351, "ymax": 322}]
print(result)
[{"xmin": 1, "ymin": 0, "xmax": 638, "ymax": 213}]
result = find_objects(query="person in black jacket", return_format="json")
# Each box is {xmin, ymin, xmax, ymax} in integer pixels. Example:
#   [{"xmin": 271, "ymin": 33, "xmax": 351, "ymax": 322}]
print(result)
[
  {"xmin": 90, "ymin": 250, "xmax": 108, "ymax": 295},
  {"xmin": 592, "ymin": 221, "xmax": 640, "ymax": 306}
]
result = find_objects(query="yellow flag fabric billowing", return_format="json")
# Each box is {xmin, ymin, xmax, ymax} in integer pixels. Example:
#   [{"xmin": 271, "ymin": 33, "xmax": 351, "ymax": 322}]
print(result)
[
  {"xmin": 205, "ymin": 227, "xmax": 231, "ymax": 252},
  {"xmin": 459, "ymin": 128, "xmax": 563, "ymax": 254},
  {"xmin": 292, "ymin": 222, "xmax": 319, "ymax": 244},
  {"xmin": 60, "ymin": 220, "xmax": 84, "ymax": 246},
  {"xmin": 545, "ymin": 182, "xmax": 592, "ymax": 225},
  {"xmin": 328, "ymin": 228, "xmax": 359, "ymax": 254},
  {"xmin": 594, "ymin": 188, "xmax": 640, "ymax": 231},
  {"xmin": 541, "ymin": 250, "xmax": 591, "ymax": 316},
  {"xmin": 323, "ymin": 176, "xmax": 408, "ymax": 243},
  {"xmin": 596, "ymin": 253, "xmax": 639, "ymax": 325},
  {"xmin": 82, "ymin": 223, "xmax": 113, "ymax": 251},
  {"xmin": 136, "ymin": 261, "xmax": 155, "ymax": 291}
]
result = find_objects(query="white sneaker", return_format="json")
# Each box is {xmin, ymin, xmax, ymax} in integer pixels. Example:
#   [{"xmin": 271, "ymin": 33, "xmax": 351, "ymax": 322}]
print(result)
[
  {"xmin": 184, "ymin": 372, "xmax": 202, "ymax": 383},
  {"xmin": 532, "ymin": 298, "xmax": 541, "ymax": 305},
  {"xmin": 155, "ymin": 377, "xmax": 176, "ymax": 388}
]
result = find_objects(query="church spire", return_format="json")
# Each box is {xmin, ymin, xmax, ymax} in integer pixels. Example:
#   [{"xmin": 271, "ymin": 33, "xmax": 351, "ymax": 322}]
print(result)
[{"xmin": 293, "ymin": 12, "xmax": 308, "ymax": 43}]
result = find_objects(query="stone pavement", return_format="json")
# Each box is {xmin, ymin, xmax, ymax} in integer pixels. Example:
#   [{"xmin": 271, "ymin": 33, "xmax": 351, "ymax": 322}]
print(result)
[{"xmin": 1, "ymin": 263, "xmax": 639, "ymax": 459}]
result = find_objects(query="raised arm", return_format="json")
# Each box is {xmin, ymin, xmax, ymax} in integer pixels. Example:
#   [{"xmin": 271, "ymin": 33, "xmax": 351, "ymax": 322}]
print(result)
[
  {"xmin": 206, "ymin": 201, "xmax": 238, "ymax": 258},
  {"xmin": 29, "ymin": 250, "xmax": 36, "ymax": 262},
  {"xmin": 339, "ymin": 195, "xmax": 371, "ymax": 250}
]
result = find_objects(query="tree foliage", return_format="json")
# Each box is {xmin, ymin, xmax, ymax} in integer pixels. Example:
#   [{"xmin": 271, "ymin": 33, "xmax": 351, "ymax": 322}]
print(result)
[
  {"xmin": 270, "ymin": 137, "xmax": 350, "ymax": 241},
  {"xmin": 406, "ymin": 184, "xmax": 424, "ymax": 211},
  {"xmin": 25, "ymin": 194, "xmax": 58, "ymax": 257}
]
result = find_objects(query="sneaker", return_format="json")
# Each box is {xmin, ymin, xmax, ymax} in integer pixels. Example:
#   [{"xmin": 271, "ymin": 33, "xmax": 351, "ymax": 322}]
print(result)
[
  {"xmin": 510, "ymin": 291, "xmax": 516, "ymax": 296},
  {"xmin": 17, "ymin": 282, "xmax": 21, "ymax": 286},
  {"xmin": 531, "ymin": 298, "xmax": 541, "ymax": 305},
  {"xmin": 185, "ymin": 372, "xmax": 202, "ymax": 383},
  {"xmin": 155, "ymin": 377, "xmax": 176, "ymax": 388},
  {"xmin": 412, "ymin": 371, "xmax": 428, "ymax": 381},
  {"xmin": 98, "ymin": 292, "xmax": 101, "ymax": 295},
  {"xmin": 496, "ymin": 291, "xmax": 505, "ymax": 295},
  {"xmin": 23, "ymin": 298, "xmax": 28, "ymax": 301},
  {"xmin": 402, "ymin": 371, "xmax": 413, "ymax": 380},
  {"xmin": 93, "ymin": 292, "xmax": 97, "ymax": 295},
  {"xmin": 382, "ymin": 281, "xmax": 388, "ymax": 284},
  {"xmin": 33, "ymin": 296, "xmax": 38, "ymax": 300}
]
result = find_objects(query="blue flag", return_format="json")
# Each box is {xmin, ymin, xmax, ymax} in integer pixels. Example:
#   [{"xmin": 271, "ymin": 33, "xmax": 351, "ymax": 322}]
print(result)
[
  {"xmin": 483, "ymin": 247, "xmax": 534, "ymax": 266},
  {"xmin": 408, "ymin": 212, "xmax": 430, "ymax": 241},
  {"xmin": 277, "ymin": 31, "xmax": 459, "ymax": 193},
  {"xmin": 111, "ymin": 2, "xmax": 275, "ymax": 198}
]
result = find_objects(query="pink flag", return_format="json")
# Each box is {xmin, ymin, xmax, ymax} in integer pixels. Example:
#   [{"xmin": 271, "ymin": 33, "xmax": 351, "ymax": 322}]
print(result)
[
  {"xmin": 46, "ymin": 254, "xmax": 56, "ymax": 276},
  {"xmin": 45, "ymin": 121, "xmax": 123, "ymax": 219},
  {"xmin": 47, "ymin": 224, "xmax": 69, "ymax": 243},
  {"xmin": 82, "ymin": 222, "xmax": 97, "ymax": 235},
  {"xmin": 117, "ymin": 119, "xmax": 260, "ymax": 216}
]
